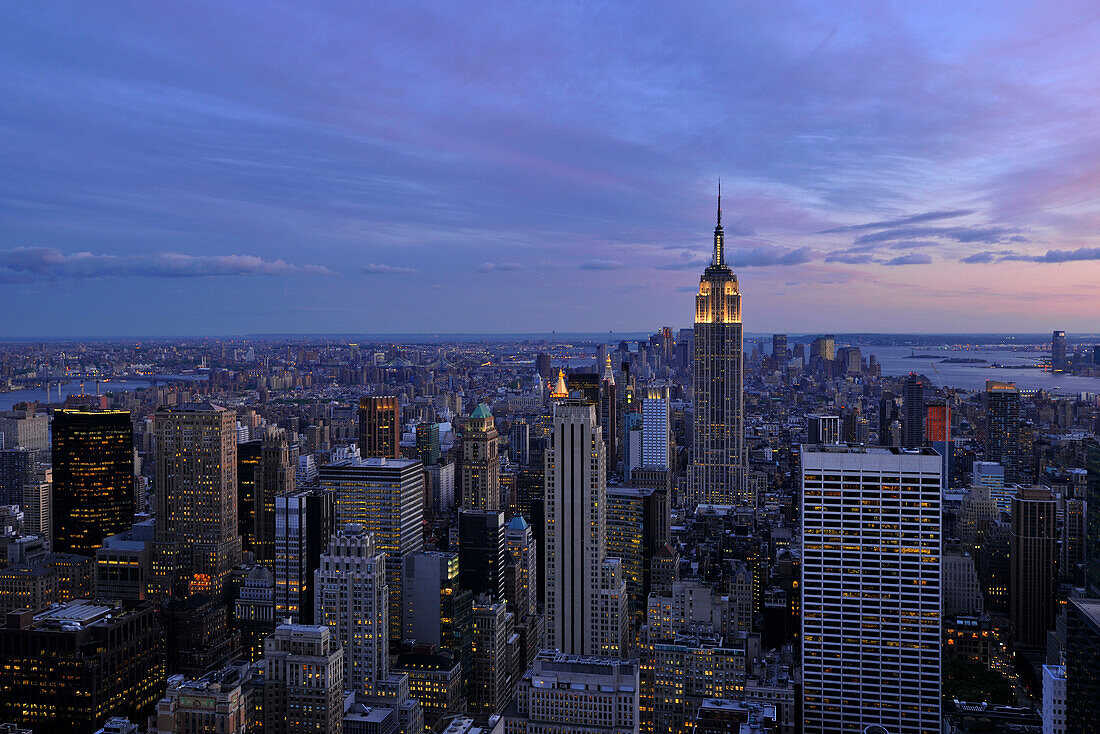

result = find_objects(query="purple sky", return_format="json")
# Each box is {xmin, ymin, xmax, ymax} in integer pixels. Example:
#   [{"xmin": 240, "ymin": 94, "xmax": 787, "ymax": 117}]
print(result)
[{"xmin": 2, "ymin": 1, "xmax": 1099, "ymax": 336}]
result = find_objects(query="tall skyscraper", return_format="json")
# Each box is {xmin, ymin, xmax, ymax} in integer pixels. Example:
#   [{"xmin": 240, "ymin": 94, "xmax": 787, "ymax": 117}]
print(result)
[
  {"xmin": 253, "ymin": 426, "xmax": 295, "ymax": 568},
  {"xmin": 1066, "ymin": 598, "xmax": 1100, "ymax": 733},
  {"xmin": 985, "ymin": 380, "xmax": 1021, "ymax": 483},
  {"xmin": 52, "ymin": 409, "xmax": 134, "ymax": 556},
  {"xmin": 1010, "ymin": 486, "xmax": 1058, "ymax": 647},
  {"xmin": 544, "ymin": 399, "xmax": 628, "ymax": 656},
  {"xmin": 402, "ymin": 551, "xmax": 473, "ymax": 681},
  {"xmin": 462, "ymin": 403, "xmax": 500, "ymax": 510},
  {"xmin": 506, "ymin": 515, "xmax": 538, "ymax": 620},
  {"xmin": 416, "ymin": 421, "xmax": 441, "ymax": 466},
  {"xmin": 236, "ymin": 438, "xmax": 262, "ymax": 554},
  {"xmin": 641, "ymin": 387, "xmax": 671, "ymax": 470},
  {"xmin": 771, "ymin": 334, "xmax": 787, "ymax": 364},
  {"xmin": 263, "ymin": 624, "xmax": 344, "ymax": 734},
  {"xmin": 926, "ymin": 400, "xmax": 952, "ymax": 487},
  {"xmin": 275, "ymin": 488, "xmax": 335, "ymax": 625},
  {"xmin": 878, "ymin": 390, "xmax": 899, "ymax": 446},
  {"xmin": 1087, "ymin": 442, "xmax": 1100, "ymax": 596},
  {"xmin": 600, "ymin": 357, "xmax": 619, "ymax": 471},
  {"xmin": 315, "ymin": 523, "xmax": 389, "ymax": 694},
  {"xmin": 1052, "ymin": 330, "xmax": 1068, "ymax": 372},
  {"xmin": 458, "ymin": 509, "xmax": 506, "ymax": 601},
  {"xmin": 153, "ymin": 403, "xmax": 242, "ymax": 600},
  {"xmin": 322, "ymin": 457, "xmax": 424, "ymax": 648},
  {"xmin": 358, "ymin": 396, "xmax": 400, "ymax": 459},
  {"xmin": 801, "ymin": 445, "xmax": 942, "ymax": 734},
  {"xmin": 902, "ymin": 373, "xmax": 925, "ymax": 448},
  {"xmin": 692, "ymin": 186, "xmax": 746, "ymax": 505},
  {"xmin": 469, "ymin": 600, "xmax": 516, "ymax": 717}
]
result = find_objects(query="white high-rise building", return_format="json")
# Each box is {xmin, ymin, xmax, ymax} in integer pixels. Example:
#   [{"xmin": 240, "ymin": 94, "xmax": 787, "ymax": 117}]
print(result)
[
  {"xmin": 641, "ymin": 388, "xmax": 670, "ymax": 470},
  {"xmin": 506, "ymin": 515, "xmax": 538, "ymax": 619},
  {"xmin": 544, "ymin": 400, "xmax": 628, "ymax": 656},
  {"xmin": 1042, "ymin": 663, "xmax": 1066, "ymax": 734},
  {"xmin": 801, "ymin": 445, "xmax": 942, "ymax": 734},
  {"xmin": 314, "ymin": 523, "xmax": 389, "ymax": 694}
]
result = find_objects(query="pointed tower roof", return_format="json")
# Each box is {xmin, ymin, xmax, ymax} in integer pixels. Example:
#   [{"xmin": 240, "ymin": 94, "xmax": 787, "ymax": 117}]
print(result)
[
  {"xmin": 470, "ymin": 403, "xmax": 492, "ymax": 419},
  {"xmin": 507, "ymin": 515, "xmax": 529, "ymax": 531},
  {"xmin": 551, "ymin": 369, "xmax": 569, "ymax": 399},
  {"xmin": 712, "ymin": 178, "xmax": 725, "ymax": 268},
  {"xmin": 602, "ymin": 354, "xmax": 615, "ymax": 385}
]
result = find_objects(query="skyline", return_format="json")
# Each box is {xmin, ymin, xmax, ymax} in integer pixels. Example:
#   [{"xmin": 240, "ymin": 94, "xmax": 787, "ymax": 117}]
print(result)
[{"xmin": 3, "ymin": 1, "xmax": 1100, "ymax": 336}]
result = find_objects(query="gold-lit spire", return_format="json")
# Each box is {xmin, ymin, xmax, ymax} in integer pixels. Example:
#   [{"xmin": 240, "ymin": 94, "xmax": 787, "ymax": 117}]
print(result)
[{"xmin": 551, "ymin": 369, "xmax": 569, "ymax": 399}]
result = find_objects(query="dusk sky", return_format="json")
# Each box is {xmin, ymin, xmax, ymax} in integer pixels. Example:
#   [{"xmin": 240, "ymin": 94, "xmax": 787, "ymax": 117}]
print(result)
[{"xmin": 3, "ymin": 1, "xmax": 1099, "ymax": 337}]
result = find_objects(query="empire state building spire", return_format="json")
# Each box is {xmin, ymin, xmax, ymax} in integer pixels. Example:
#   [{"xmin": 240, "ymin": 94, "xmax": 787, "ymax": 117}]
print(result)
[
  {"xmin": 692, "ymin": 184, "xmax": 745, "ymax": 506},
  {"xmin": 712, "ymin": 179, "xmax": 725, "ymax": 269}
]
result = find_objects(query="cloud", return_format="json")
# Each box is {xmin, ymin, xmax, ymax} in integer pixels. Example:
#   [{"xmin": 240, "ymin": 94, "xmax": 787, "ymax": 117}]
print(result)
[
  {"xmin": 854, "ymin": 226, "xmax": 1021, "ymax": 246},
  {"xmin": 819, "ymin": 209, "xmax": 974, "ymax": 234},
  {"xmin": 1003, "ymin": 247, "xmax": 1100, "ymax": 263},
  {"xmin": 478, "ymin": 262, "xmax": 523, "ymax": 273},
  {"xmin": 0, "ymin": 247, "xmax": 333, "ymax": 279},
  {"xmin": 361, "ymin": 263, "xmax": 417, "ymax": 275},
  {"xmin": 960, "ymin": 251, "xmax": 997, "ymax": 264},
  {"xmin": 578, "ymin": 259, "xmax": 624, "ymax": 270},
  {"xmin": 655, "ymin": 258, "xmax": 709, "ymax": 271},
  {"xmin": 882, "ymin": 253, "xmax": 932, "ymax": 266},
  {"xmin": 726, "ymin": 247, "xmax": 812, "ymax": 267}
]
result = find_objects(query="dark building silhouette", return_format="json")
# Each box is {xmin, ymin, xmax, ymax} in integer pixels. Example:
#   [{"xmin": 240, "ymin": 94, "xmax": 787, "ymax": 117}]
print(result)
[
  {"xmin": 985, "ymin": 380, "xmax": 1021, "ymax": 483},
  {"xmin": 1011, "ymin": 486, "xmax": 1057, "ymax": 647},
  {"xmin": 902, "ymin": 373, "xmax": 925, "ymax": 448},
  {"xmin": 1067, "ymin": 597, "xmax": 1100, "ymax": 733},
  {"xmin": 458, "ymin": 509, "xmax": 506, "ymax": 602}
]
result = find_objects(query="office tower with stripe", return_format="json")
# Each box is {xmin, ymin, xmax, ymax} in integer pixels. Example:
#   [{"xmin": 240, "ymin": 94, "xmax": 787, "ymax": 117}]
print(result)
[
  {"xmin": 692, "ymin": 185, "xmax": 745, "ymax": 505},
  {"xmin": 801, "ymin": 445, "xmax": 942, "ymax": 734},
  {"xmin": 544, "ymin": 399, "xmax": 628, "ymax": 656}
]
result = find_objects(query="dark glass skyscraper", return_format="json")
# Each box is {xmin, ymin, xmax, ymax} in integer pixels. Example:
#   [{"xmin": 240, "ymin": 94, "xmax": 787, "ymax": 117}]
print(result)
[
  {"xmin": 985, "ymin": 380, "xmax": 1021, "ymax": 483},
  {"xmin": 902, "ymin": 373, "xmax": 925, "ymax": 448},
  {"xmin": 1052, "ymin": 330, "xmax": 1068, "ymax": 372},
  {"xmin": 692, "ymin": 186, "xmax": 745, "ymax": 505},
  {"xmin": 52, "ymin": 409, "xmax": 134, "ymax": 556}
]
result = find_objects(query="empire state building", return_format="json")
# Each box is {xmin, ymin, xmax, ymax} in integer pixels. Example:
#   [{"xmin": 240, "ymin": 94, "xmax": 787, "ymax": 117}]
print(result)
[{"xmin": 692, "ymin": 185, "xmax": 746, "ymax": 505}]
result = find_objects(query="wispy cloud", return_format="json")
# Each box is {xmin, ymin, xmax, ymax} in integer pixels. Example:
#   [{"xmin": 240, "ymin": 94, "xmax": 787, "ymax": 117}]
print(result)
[
  {"xmin": 819, "ymin": 209, "xmax": 974, "ymax": 234},
  {"xmin": 0, "ymin": 247, "xmax": 333, "ymax": 279},
  {"xmin": 727, "ymin": 247, "xmax": 813, "ymax": 267},
  {"xmin": 478, "ymin": 262, "xmax": 523, "ymax": 273},
  {"xmin": 362, "ymin": 263, "xmax": 417, "ymax": 275},
  {"xmin": 1002, "ymin": 247, "xmax": 1100, "ymax": 263},
  {"xmin": 882, "ymin": 253, "xmax": 932, "ymax": 266},
  {"xmin": 578, "ymin": 259, "xmax": 624, "ymax": 270},
  {"xmin": 854, "ymin": 226, "xmax": 1022, "ymax": 246},
  {"xmin": 824, "ymin": 252, "xmax": 875, "ymax": 264}
]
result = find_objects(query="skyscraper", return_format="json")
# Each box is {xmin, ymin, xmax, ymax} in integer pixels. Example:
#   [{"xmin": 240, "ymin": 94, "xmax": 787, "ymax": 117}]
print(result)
[
  {"xmin": 1052, "ymin": 330, "xmax": 1068, "ymax": 372},
  {"xmin": 253, "ymin": 426, "xmax": 295, "ymax": 568},
  {"xmin": 771, "ymin": 334, "xmax": 787, "ymax": 364},
  {"xmin": 51, "ymin": 409, "xmax": 134, "ymax": 556},
  {"xmin": 416, "ymin": 421, "xmax": 441, "ymax": 466},
  {"xmin": 462, "ymin": 403, "xmax": 500, "ymax": 510},
  {"xmin": 801, "ymin": 445, "xmax": 942, "ymax": 734},
  {"xmin": 358, "ymin": 396, "xmax": 400, "ymax": 459},
  {"xmin": 544, "ymin": 399, "xmax": 628, "ymax": 656},
  {"xmin": 1010, "ymin": 486, "xmax": 1058, "ymax": 647},
  {"xmin": 985, "ymin": 380, "xmax": 1021, "ymax": 483},
  {"xmin": 692, "ymin": 186, "xmax": 745, "ymax": 505},
  {"xmin": 902, "ymin": 373, "xmax": 925, "ymax": 448},
  {"xmin": 458, "ymin": 509, "xmax": 506, "ymax": 601},
  {"xmin": 315, "ymin": 523, "xmax": 389, "ymax": 694},
  {"xmin": 322, "ymin": 457, "xmax": 424, "ymax": 648},
  {"xmin": 275, "ymin": 488, "xmax": 335, "ymax": 625},
  {"xmin": 641, "ymin": 387, "xmax": 671, "ymax": 470},
  {"xmin": 469, "ymin": 600, "xmax": 516, "ymax": 717},
  {"xmin": 263, "ymin": 624, "xmax": 344, "ymax": 734},
  {"xmin": 153, "ymin": 403, "xmax": 242, "ymax": 600}
]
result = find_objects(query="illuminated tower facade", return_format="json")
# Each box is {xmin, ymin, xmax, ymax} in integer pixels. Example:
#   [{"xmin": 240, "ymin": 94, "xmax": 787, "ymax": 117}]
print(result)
[
  {"xmin": 692, "ymin": 185, "xmax": 745, "ymax": 505},
  {"xmin": 52, "ymin": 409, "xmax": 134, "ymax": 556},
  {"xmin": 358, "ymin": 396, "xmax": 400, "ymax": 459},
  {"xmin": 462, "ymin": 403, "xmax": 500, "ymax": 511},
  {"xmin": 153, "ymin": 403, "xmax": 242, "ymax": 600}
]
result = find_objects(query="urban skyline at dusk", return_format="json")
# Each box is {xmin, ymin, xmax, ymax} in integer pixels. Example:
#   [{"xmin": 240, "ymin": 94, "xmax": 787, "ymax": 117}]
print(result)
[{"xmin": 3, "ymin": 2, "xmax": 1100, "ymax": 336}]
